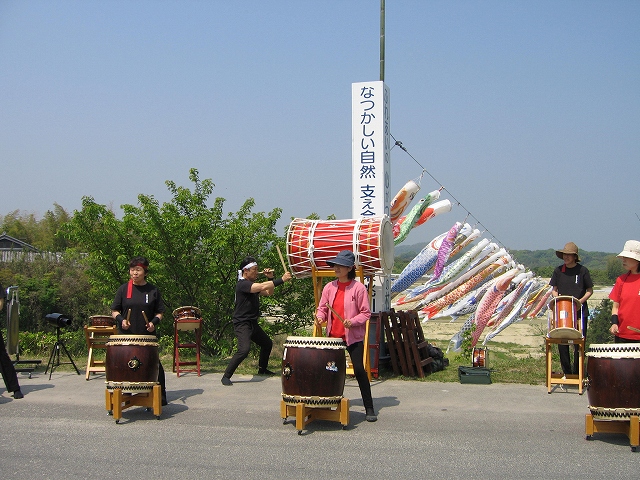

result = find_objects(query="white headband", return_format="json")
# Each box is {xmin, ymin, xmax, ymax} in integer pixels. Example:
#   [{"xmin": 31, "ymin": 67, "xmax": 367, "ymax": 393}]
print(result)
[{"xmin": 238, "ymin": 262, "xmax": 258, "ymax": 280}]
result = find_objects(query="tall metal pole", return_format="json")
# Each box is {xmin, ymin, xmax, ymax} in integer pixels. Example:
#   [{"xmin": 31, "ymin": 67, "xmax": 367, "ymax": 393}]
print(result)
[{"xmin": 380, "ymin": 0, "xmax": 385, "ymax": 81}]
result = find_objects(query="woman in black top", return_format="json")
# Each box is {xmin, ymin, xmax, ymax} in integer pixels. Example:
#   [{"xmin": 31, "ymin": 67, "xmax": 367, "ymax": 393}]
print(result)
[{"xmin": 111, "ymin": 256, "xmax": 167, "ymax": 405}]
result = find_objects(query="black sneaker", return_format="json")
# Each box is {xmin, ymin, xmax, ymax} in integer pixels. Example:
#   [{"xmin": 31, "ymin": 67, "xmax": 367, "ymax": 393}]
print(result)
[
  {"xmin": 221, "ymin": 376, "xmax": 233, "ymax": 386},
  {"xmin": 257, "ymin": 368, "xmax": 276, "ymax": 376},
  {"xmin": 365, "ymin": 408, "xmax": 377, "ymax": 422},
  {"xmin": 13, "ymin": 389, "xmax": 24, "ymax": 399}
]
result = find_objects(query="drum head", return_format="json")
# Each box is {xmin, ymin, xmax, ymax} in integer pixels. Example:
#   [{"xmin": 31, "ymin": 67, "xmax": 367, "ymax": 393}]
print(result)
[
  {"xmin": 378, "ymin": 217, "xmax": 395, "ymax": 274},
  {"xmin": 547, "ymin": 327, "xmax": 583, "ymax": 339}
]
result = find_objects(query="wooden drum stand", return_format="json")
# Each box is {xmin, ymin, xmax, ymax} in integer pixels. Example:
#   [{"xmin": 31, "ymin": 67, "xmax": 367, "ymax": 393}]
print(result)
[
  {"xmin": 105, "ymin": 384, "xmax": 162, "ymax": 424},
  {"xmin": 586, "ymin": 414, "xmax": 640, "ymax": 452},
  {"xmin": 280, "ymin": 398, "xmax": 350, "ymax": 435}
]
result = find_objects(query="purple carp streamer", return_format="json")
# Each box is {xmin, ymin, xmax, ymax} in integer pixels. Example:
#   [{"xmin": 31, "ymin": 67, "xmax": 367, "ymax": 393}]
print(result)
[{"xmin": 431, "ymin": 222, "xmax": 462, "ymax": 280}]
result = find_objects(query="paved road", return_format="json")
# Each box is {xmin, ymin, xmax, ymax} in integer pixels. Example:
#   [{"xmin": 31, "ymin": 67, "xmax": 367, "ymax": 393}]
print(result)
[{"xmin": 0, "ymin": 369, "xmax": 635, "ymax": 479}]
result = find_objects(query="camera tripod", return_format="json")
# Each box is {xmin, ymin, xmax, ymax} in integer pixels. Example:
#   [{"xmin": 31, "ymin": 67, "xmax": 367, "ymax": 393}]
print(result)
[{"xmin": 44, "ymin": 326, "xmax": 80, "ymax": 379}]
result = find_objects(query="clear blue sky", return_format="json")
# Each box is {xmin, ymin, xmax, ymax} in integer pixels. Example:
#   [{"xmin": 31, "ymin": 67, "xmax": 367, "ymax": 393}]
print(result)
[{"xmin": 1, "ymin": 1, "xmax": 638, "ymax": 253}]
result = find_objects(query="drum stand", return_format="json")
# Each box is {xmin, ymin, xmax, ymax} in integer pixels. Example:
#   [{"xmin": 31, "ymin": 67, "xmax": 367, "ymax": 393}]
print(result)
[
  {"xmin": 586, "ymin": 414, "xmax": 639, "ymax": 452},
  {"xmin": 44, "ymin": 326, "xmax": 80, "ymax": 380},
  {"xmin": 545, "ymin": 337, "xmax": 584, "ymax": 394},
  {"xmin": 280, "ymin": 398, "xmax": 350, "ymax": 435},
  {"xmin": 105, "ymin": 384, "xmax": 162, "ymax": 423}
]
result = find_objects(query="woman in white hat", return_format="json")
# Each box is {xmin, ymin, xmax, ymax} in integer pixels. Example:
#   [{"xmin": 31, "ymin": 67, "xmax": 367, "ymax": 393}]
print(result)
[
  {"xmin": 315, "ymin": 250, "xmax": 377, "ymax": 422},
  {"xmin": 609, "ymin": 240, "xmax": 640, "ymax": 342}
]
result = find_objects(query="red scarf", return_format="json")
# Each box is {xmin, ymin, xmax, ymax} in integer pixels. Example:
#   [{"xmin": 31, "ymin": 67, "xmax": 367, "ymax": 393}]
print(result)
[{"xmin": 126, "ymin": 279, "xmax": 134, "ymax": 298}]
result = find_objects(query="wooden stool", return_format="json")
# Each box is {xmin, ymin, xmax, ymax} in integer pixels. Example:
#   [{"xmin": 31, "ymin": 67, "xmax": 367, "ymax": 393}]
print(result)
[
  {"xmin": 105, "ymin": 384, "xmax": 162, "ymax": 423},
  {"xmin": 84, "ymin": 324, "xmax": 117, "ymax": 380},
  {"xmin": 173, "ymin": 318, "xmax": 202, "ymax": 376},
  {"xmin": 280, "ymin": 398, "xmax": 350, "ymax": 434},
  {"xmin": 586, "ymin": 414, "xmax": 640, "ymax": 452},
  {"xmin": 545, "ymin": 337, "xmax": 585, "ymax": 394}
]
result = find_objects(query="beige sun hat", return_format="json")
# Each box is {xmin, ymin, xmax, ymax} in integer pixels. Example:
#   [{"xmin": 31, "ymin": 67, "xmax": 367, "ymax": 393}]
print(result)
[
  {"xmin": 555, "ymin": 242, "xmax": 581, "ymax": 263},
  {"xmin": 617, "ymin": 240, "xmax": 640, "ymax": 262}
]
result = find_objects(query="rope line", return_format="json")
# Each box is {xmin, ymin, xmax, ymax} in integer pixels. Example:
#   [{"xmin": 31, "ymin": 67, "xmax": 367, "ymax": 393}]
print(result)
[{"xmin": 391, "ymin": 134, "xmax": 512, "ymax": 257}]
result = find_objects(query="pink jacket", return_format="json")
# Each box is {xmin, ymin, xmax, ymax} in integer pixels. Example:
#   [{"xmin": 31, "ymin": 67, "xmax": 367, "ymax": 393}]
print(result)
[{"xmin": 316, "ymin": 279, "xmax": 370, "ymax": 346}]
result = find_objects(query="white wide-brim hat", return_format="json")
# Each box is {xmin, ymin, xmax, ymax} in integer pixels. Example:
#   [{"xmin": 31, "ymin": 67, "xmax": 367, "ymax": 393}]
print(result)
[{"xmin": 617, "ymin": 240, "xmax": 640, "ymax": 262}]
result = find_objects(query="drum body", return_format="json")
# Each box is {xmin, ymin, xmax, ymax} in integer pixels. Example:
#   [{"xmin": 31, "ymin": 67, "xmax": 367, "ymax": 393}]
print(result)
[
  {"xmin": 105, "ymin": 335, "xmax": 159, "ymax": 393},
  {"xmin": 173, "ymin": 306, "xmax": 201, "ymax": 320},
  {"xmin": 286, "ymin": 217, "xmax": 394, "ymax": 278},
  {"xmin": 89, "ymin": 315, "xmax": 115, "ymax": 327},
  {"xmin": 281, "ymin": 336, "xmax": 347, "ymax": 407},
  {"xmin": 547, "ymin": 296, "xmax": 582, "ymax": 339},
  {"xmin": 586, "ymin": 344, "xmax": 640, "ymax": 420},
  {"xmin": 472, "ymin": 347, "xmax": 488, "ymax": 368}
]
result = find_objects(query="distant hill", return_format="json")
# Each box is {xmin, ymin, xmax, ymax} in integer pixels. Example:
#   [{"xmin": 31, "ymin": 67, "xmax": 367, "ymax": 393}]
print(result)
[{"xmin": 394, "ymin": 243, "xmax": 618, "ymax": 273}]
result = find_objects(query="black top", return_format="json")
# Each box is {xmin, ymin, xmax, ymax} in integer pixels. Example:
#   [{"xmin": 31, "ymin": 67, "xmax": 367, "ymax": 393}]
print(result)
[
  {"xmin": 549, "ymin": 263, "xmax": 593, "ymax": 315},
  {"xmin": 232, "ymin": 279, "xmax": 260, "ymax": 324},
  {"xmin": 111, "ymin": 282, "xmax": 166, "ymax": 335}
]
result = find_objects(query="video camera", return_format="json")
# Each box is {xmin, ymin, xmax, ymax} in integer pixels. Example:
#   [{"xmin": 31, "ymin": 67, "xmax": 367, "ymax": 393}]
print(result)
[{"xmin": 45, "ymin": 313, "xmax": 72, "ymax": 328}]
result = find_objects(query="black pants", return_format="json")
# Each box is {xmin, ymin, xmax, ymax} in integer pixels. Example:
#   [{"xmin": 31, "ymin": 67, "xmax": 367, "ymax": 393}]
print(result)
[
  {"xmin": 158, "ymin": 361, "xmax": 166, "ymax": 397},
  {"xmin": 0, "ymin": 331, "xmax": 20, "ymax": 393},
  {"xmin": 559, "ymin": 313, "xmax": 587, "ymax": 375},
  {"xmin": 223, "ymin": 321, "xmax": 272, "ymax": 378},
  {"xmin": 347, "ymin": 341, "xmax": 374, "ymax": 411}
]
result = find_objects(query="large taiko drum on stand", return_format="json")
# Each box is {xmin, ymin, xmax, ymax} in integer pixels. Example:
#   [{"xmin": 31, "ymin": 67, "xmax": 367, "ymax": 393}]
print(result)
[
  {"xmin": 105, "ymin": 335, "xmax": 159, "ymax": 393},
  {"xmin": 547, "ymin": 295, "xmax": 583, "ymax": 339},
  {"xmin": 586, "ymin": 344, "xmax": 640, "ymax": 420},
  {"xmin": 286, "ymin": 217, "xmax": 394, "ymax": 278},
  {"xmin": 281, "ymin": 336, "xmax": 347, "ymax": 408}
]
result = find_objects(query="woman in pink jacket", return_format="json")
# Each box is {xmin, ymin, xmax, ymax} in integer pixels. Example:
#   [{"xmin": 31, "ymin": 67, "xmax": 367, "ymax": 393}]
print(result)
[{"xmin": 315, "ymin": 250, "xmax": 377, "ymax": 422}]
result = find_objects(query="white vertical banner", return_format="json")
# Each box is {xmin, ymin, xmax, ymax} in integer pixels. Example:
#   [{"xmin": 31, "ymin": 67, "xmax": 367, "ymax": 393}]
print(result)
[{"xmin": 352, "ymin": 81, "xmax": 391, "ymax": 312}]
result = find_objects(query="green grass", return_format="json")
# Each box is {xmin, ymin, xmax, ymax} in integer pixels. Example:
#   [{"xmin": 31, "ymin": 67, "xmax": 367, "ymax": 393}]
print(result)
[{"xmin": 11, "ymin": 330, "xmax": 566, "ymax": 385}]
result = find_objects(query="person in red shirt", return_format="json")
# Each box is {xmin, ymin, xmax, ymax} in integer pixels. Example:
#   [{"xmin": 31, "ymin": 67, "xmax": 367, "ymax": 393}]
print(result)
[
  {"xmin": 315, "ymin": 250, "xmax": 377, "ymax": 422},
  {"xmin": 610, "ymin": 240, "xmax": 640, "ymax": 342}
]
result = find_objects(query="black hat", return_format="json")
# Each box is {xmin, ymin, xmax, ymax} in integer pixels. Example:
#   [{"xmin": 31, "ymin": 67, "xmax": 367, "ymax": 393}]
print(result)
[{"xmin": 325, "ymin": 250, "xmax": 355, "ymax": 267}]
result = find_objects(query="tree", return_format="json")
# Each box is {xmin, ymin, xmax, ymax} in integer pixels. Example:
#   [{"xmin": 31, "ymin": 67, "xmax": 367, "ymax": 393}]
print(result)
[
  {"xmin": 63, "ymin": 168, "xmax": 317, "ymax": 355},
  {"xmin": 586, "ymin": 298, "xmax": 613, "ymax": 346},
  {"xmin": 1, "ymin": 252, "xmax": 103, "ymax": 332},
  {"xmin": 606, "ymin": 256, "xmax": 624, "ymax": 283}
]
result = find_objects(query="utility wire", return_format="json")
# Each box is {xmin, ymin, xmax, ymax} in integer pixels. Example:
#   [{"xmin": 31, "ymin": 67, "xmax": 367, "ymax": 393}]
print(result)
[{"xmin": 391, "ymin": 134, "xmax": 514, "ymax": 258}]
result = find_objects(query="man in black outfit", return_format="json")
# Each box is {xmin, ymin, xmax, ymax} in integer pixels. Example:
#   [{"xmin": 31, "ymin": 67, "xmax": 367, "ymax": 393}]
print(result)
[
  {"xmin": 1, "ymin": 283, "xmax": 23, "ymax": 399},
  {"xmin": 221, "ymin": 256, "xmax": 292, "ymax": 386}
]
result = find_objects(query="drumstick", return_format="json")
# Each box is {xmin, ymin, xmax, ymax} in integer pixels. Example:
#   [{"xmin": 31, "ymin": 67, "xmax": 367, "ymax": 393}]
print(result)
[
  {"xmin": 276, "ymin": 244, "xmax": 289, "ymax": 273},
  {"xmin": 627, "ymin": 326, "xmax": 640, "ymax": 334},
  {"xmin": 142, "ymin": 311, "xmax": 149, "ymax": 327},
  {"xmin": 326, "ymin": 303, "xmax": 345, "ymax": 325},
  {"xmin": 126, "ymin": 309, "xmax": 131, "ymax": 322}
]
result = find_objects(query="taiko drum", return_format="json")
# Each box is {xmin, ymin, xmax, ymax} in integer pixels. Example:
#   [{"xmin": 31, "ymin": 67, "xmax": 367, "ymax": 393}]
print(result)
[
  {"xmin": 286, "ymin": 217, "xmax": 394, "ymax": 279},
  {"xmin": 281, "ymin": 336, "xmax": 347, "ymax": 408},
  {"xmin": 173, "ymin": 306, "xmax": 201, "ymax": 320},
  {"xmin": 89, "ymin": 315, "xmax": 115, "ymax": 327},
  {"xmin": 547, "ymin": 295, "xmax": 582, "ymax": 339},
  {"xmin": 105, "ymin": 335, "xmax": 159, "ymax": 393},
  {"xmin": 586, "ymin": 344, "xmax": 640, "ymax": 420},
  {"xmin": 472, "ymin": 347, "xmax": 488, "ymax": 368}
]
